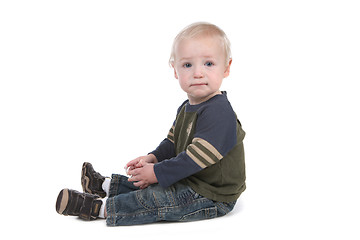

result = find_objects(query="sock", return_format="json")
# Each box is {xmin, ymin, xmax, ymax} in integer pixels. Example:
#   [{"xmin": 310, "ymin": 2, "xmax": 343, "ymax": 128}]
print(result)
[
  {"xmin": 102, "ymin": 178, "xmax": 111, "ymax": 197},
  {"xmin": 98, "ymin": 197, "xmax": 108, "ymax": 219}
]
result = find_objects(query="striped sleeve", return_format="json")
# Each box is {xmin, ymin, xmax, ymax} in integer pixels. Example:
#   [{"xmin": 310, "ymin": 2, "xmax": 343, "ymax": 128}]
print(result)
[
  {"xmin": 167, "ymin": 125, "xmax": 175, "ymax": 144},
  {"xmin": 155, "ymin": 102, "xmax": 238, "ymax": 187},
  {"xmin": 186, "ymin": 101, "xmax": 237, "ymax": 169},
  {"xmin": 154, "ymin": 135, "xmax": 228, "ymax": 187},
  {"xmin": 186, "ymin": 138, "xmax": 223, "ymax": 169},
  {"xmin": 154, "ymin": 152, "xmax": 202, "ymax": 187}
]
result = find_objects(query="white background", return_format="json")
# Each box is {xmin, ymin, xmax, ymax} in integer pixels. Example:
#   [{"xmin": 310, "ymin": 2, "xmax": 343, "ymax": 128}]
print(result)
[{"xmin": 1, "ymin": 0, "xmax": 359, "ymax": 239}]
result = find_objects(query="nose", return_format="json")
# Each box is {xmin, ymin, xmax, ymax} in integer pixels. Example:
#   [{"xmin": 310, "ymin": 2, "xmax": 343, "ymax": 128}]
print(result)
[{"xmin": 193, "ymin": 66, "xmax": 204, "ymax": 79}]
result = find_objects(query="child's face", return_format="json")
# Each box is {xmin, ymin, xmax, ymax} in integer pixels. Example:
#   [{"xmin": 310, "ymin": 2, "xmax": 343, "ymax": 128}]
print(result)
[{"xmin": 172, "ymin": 35, "xmax": 231, "ymax": 105}]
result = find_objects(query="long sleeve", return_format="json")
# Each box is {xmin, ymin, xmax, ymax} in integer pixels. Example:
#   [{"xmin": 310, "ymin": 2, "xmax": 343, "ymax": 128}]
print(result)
[
  {"xmin": 149, "ymin": 138, "xmax": 175, "ymax": 162},
  {"xmin": 154, "ymin": 98, "xmax": 238, "ymax": 188},
  {"xmin": 154, "ymin": 152, "xmax": 202, "ymax": 187}
]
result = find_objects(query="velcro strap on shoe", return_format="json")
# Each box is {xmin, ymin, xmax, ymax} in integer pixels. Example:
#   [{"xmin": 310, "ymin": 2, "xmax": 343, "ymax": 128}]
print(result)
[
  {"xmin": 79, "ymin": 194, "xmax": 96, "ymax": 220},
  {"xmin": 67, "ymin": 190, "xmax": 80, "ymax": 216},
  {"xmin": 91, "ymin": 201, "xmax": 102, "ymax": 219}
]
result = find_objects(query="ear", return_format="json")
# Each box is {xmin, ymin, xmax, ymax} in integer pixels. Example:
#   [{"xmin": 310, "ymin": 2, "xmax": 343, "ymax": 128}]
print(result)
[
  {"xmin": 223, "ymin": 59, "xmax": 232, "ymax": 78},
  {"xmin": 171, "ymin": 63, "xmax": 179, "ymax": 79}
]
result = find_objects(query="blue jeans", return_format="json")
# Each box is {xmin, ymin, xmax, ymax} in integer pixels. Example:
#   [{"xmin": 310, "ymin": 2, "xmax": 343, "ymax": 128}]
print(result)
[{"xmin": 105, "ymin": 174, "xmax": 236, "ymax": 226}]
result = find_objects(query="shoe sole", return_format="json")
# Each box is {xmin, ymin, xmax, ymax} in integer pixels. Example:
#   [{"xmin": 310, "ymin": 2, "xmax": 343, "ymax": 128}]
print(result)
[
  {"xmin": 82, "ymin": 163, "xmax": 93, "ymax": 194},
  {"xmin": 56, "ymin": 188, "xmax": 69, "ymax": 215}
]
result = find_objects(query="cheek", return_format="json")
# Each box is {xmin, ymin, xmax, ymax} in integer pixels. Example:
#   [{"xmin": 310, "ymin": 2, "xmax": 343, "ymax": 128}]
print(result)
[
  {"xmin": 178, "ymin": 77, "xmax": 188, "ymax": 89},
  {"xmin": 176, "ymin": 70, "xmax": 189, "ymax": 82},
  {"xmin": 208, "ymin": 72, "xmax": 224, "ymax": 87},
  {"xmin": 177, "ymin": 74, "xmax": 191, "ymax": 91}
]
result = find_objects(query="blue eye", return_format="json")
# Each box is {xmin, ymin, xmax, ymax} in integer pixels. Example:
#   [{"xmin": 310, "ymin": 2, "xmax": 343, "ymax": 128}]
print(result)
[
  {"xmin": 205, "ymin": 62, "xmax": 214, "ymax": 67},
  {"xmin": 183, "ymin": 63, "xmax": 192, "ymax": 68}
]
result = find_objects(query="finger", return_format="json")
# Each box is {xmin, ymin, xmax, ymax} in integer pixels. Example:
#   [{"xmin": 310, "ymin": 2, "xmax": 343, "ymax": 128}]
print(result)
[
  {"xmin": 126, "ymin": 166, "xmax": 135, "ymax": 175},
  {"xmin": 127, "ymin": 168, "xmax": 140, "ymax": 177},
  {"xmin": 128, "ymin": 173, "xmax": 143, "ymax": 182},
  {"xmin": 139, "ymin": 184, "xmax": 149, "ymax": 189},
  {"xmin": 125, "ymin": 162, "xmax": 136, "ymax": 169},
  {"xmin": 125, "ymin": 157, "xmax": 141, "ymax": 168},
  {"xmin": 128, "ymin": 176, "xmax": 137, "ymax": 182},
  {"xmin": 133, "ymin": 181, "xmax": 143, "ymax": 187},
  {"xmin": 135, "ymin": 161, "xmax": 144, "ymax": 168}
]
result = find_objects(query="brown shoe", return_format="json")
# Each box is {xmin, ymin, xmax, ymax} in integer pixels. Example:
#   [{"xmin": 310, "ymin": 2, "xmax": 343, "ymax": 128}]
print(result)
[
  {"xmin": 81, "ymin": 162, "xmax": 107, "ymax": 198},
  {"xmin": 55, "ymin": 188, "xmax": 102, "ymax": 220}
]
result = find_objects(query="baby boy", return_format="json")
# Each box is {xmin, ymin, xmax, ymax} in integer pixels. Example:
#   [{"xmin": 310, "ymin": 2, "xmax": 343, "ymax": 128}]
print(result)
[{"xmin": 56, "ymin": 22, "xmax": 246, "ymax": 226}]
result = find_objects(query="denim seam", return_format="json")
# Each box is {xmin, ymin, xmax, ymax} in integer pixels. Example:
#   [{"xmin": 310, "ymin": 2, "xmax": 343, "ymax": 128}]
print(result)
[
  {"xmin": 109, "ymin": 175, "xmax": 119, "ymax": 197},
  {"xmin": 179, "ymin": 206, "xmax": 217, "ymax": 221},
  {"xmin": 107, "ymin": 197, "xmax": 154, "ymax": 219},
  {"xmin": 136, "ymin": 191, "xmax": 155, "ymax": 210},
  {"xmin": 153, "ymin": 192, "xmax": 160, "ymax": 207},
  {"xmin": 166, "ymin": 186, "xmax": 176, "ymax": 206},
  {"xmin": 106, "ymin": 198, "xmax": 116, "ymax": 226},
  {"xmin": 215, "ymin": 202, "xmax": 226, "ymax": 213}
]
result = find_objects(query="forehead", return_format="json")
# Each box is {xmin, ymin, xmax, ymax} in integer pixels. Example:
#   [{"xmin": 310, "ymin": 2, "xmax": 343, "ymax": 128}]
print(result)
[{"xmin": 175, "ymin": 35, "xmax": 224, "ymax": 59}]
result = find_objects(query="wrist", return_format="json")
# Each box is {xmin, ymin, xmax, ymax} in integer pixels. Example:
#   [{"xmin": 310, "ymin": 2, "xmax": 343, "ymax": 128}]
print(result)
[{"xmin": 147, "ymin": 154, "xmax": 158, "ymax": 163}]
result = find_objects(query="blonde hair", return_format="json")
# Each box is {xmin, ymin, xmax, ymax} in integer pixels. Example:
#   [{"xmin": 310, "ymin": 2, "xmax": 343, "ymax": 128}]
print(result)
[{"xmin": 169, "ymin": 22, "xmax": 232, "ymax": 66}]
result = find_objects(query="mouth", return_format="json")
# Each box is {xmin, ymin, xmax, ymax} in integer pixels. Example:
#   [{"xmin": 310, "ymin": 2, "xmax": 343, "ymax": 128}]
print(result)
[{"xmin": 190, "ymin": 83, "xmax": 208, "ymax": 87}]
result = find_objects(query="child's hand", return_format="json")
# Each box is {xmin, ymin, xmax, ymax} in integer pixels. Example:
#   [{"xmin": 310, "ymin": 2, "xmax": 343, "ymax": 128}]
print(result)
[
  {"xmin": 127, "ymin": 160, "xmax": 158, "ymax": 189},
  {"xmin": 125, "ymin": 154, "xmax": 157, "ymax": 174}
]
